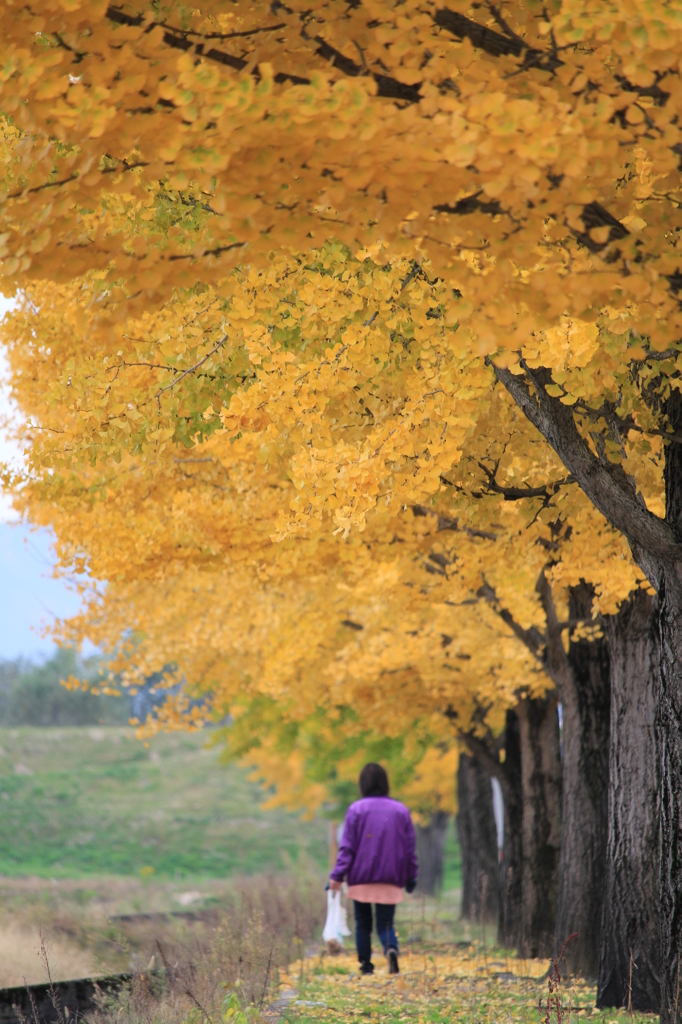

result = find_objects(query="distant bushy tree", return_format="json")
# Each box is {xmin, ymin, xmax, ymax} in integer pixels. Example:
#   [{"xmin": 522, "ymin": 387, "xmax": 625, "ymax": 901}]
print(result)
[{"xmin": 0, "ymin": 648, "xmax": 129, "ymax": 726}]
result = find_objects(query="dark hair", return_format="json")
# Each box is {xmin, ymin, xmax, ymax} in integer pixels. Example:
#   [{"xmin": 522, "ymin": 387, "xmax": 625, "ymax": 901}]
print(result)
[{"xmin": 359, "ymin": 762, "xmax": 390, "ymax": 797}]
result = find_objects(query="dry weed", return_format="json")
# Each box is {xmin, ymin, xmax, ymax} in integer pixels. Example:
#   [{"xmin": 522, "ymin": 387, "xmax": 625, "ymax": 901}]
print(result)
[
  {"xmin": 89, "ymin": 873, "xmax": 325, "ymax": 1024},
  {"xmin": 0, "ymin": 919, "xmax": 94, "ymax": 986}
]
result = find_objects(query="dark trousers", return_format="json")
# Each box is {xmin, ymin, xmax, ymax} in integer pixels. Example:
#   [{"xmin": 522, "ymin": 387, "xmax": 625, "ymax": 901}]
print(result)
[{"xmin": 353, "ymin": 901, "xmax": 398, "ymax": 964}]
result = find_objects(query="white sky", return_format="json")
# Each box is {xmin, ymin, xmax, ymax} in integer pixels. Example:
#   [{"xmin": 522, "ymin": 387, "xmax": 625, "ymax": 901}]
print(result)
[
  {"xmin": 0, "ymin": 293, "xmax": 22, "ymax": 522},
  {"xmin": 0, "ymin": 293, "xmax": 88, "ymax": 660}
]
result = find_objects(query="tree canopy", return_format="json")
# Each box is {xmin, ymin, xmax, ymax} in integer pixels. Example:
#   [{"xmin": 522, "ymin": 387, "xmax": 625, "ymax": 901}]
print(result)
[
  {"xmin": 2, "ymin": 2, "xmax": 682, "ymax": 1019},
  {"xmin": 2, "ymin": 1, "xmax": 682, "ymax": 346}
]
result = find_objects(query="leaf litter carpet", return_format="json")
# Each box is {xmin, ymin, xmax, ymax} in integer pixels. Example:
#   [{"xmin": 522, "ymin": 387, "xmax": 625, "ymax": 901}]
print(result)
[{"xmin": 278, "ymin": 946, "xmax": 656, "ymax": 1024}]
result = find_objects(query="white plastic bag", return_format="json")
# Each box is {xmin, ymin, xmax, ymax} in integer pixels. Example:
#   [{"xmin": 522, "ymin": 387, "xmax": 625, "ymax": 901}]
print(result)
[{"xmin": 322, "ymin": 889, "xmax": 351, "ymax": 945}]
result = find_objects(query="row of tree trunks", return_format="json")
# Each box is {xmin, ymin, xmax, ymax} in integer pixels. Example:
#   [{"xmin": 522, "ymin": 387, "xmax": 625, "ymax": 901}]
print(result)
[
  {"xmin": 458, "ymin": 700, "xmax": 560, "ymax": 958},
  {"xmin": 493, "ymin": 360, "xmax": 682, "ymax": 1022},
  {"xmin": 457, "ymin": 581, "xmax": 661, "ymax": 1007},
  {"xmin": 478, "ymin": 575, "xmax": 611, "ymax": 973}
]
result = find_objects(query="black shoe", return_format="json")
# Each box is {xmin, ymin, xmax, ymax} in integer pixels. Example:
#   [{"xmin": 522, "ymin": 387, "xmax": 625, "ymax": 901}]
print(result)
[
  {"xmin": 387, "ymin": 949, "xmax": 399, "ymax": 975},
  {"xmin": 360, "ymin": 961, "xmax": 374, "ymax": 975}
]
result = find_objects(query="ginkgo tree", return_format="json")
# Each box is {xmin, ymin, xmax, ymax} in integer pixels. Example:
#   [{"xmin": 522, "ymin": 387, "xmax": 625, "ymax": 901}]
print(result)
[
  {"xmin": 2, "ymin": 0, "xmax": 682, "ymax": 1016},
  {"xmin": 0, "ymin": 242, "xmax": 657, "ymax": 998}
]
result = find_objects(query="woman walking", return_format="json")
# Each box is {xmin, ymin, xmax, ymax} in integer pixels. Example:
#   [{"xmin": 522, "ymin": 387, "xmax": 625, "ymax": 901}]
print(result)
[{"xmin": 329, "ymin": 762, "xmax": 418, "ymax": 975}]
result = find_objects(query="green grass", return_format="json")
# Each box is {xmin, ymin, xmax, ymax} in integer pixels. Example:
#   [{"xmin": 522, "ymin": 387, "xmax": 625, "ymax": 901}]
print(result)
[
  {"xmin": 0, "ymin": 727, "xmax": 329, "ymax": 878},
  {"xmin": 0, "ymin": 726, "xmax": 463, "ymax": 887}
]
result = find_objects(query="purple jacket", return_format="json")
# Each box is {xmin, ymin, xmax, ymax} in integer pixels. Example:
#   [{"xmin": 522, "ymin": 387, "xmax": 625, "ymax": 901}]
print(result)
[{"xmin": 330, "ymin": 796, "xmax": 418, "ymax": 888}]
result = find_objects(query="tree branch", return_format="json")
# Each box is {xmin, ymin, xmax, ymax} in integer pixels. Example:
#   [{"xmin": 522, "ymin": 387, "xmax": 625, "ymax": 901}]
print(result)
[
  {"xmin": 489, "ymin": 359, "xmax": 676, "ymax": 587},
  {"xmin": 412, "ymin": 503, "xmax": 498, "ymax": 541},
  {"xmin": 477, "ymin": 581, "xmax": 545, "ymax": 660},
  {"xmin": 434, "ymin": 7, "xmax": 562, "ymax": 71},
  {"xmin": 590, "ymin": 409, "xmax": 682, "ymax": 447},
  {"xmin": 312, "ymin": 36, "xmax": 422, "ymax": 102},
  {"xmin": 534, "ymin": 569, "xmax": 572, "ymax": 694},
  {"xmin": 477, "ymin": 458, "xmax": 574, "ymax": 501},
  {"xmin": 106, "ymin": 6, "xmax": 309, "ymax": 85},
  {"xmin": 155, "ymin": 334, "xmax": 227, "ymax": 405},
  {"xmin": 459, "ymin": 730, "xmax": 511, "ymax": 798}
]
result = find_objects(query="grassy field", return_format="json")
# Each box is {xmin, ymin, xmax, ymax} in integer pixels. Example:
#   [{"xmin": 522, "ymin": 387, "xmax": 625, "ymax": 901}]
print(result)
[
  {"xmin": 0, "ymin": 726, "xmax": 329, "ymax": 878},
  {"xmin": 0, "ymin": 726, "xmax": 463, "ymax": 986},
  {"xmin": 0, "ymin": 726, "xmax": 462, "ymax": 885}
]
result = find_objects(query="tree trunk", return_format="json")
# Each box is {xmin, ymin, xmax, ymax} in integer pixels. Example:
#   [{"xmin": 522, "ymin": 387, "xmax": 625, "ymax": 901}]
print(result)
[
  {"xmin": 597, "ymin": 589, "xmax": 659, "ymax": 1011},
  {"xmin": 497, "ymin": 709, "xmax": 523, "ymax": 949},
  {"xmin": 659, "ymin": 570, "xmax": 682, "ymax": 1024},
  {"xmin": 414, "ymin": 811, "xmax": 450, "ymax": 895},
  {"xmin": 554, "ymin": 583, "xmax": 611, "ymax": 979},
  {"xmin": 659, "ymin": 388, "xmax": 682, "ymax": 1024},
  {"xmin": 457, "ymin": 754, "xmax": 499, "ymax": 921},
  {"xmin": 517, "ymin": 693, "xmax": 562, "ymax": 959}
]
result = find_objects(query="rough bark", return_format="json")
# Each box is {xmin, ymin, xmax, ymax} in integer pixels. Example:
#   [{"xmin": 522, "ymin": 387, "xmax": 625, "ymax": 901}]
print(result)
[
  {"xmin": 659, "ymin": 388, "xmax": 682, "ymax": 1024},
  {"xmin": 517, "ymin": 693, "xmax": 562, "ymax": 959},
  {"xmin": 414, "ymin": 811, "xmax": 450, "ymax": 895},
  {"xmin": 497, "ymin": 709, "xmax": 524, "ymax": 949},
  {"xmin": 658, "ymin": 571, "xmax": 682, "ymax": 1024},
  {"xmin": 552, "ymin": 583, "xmax": 611, "ymax": 978},
  {"xmin": 598, "ymin": 589, "xmax": 660, "ymax": 1012},
  {"xmin": 457, "ymin": 754, "xmax": 499, "ymax": 921}
]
